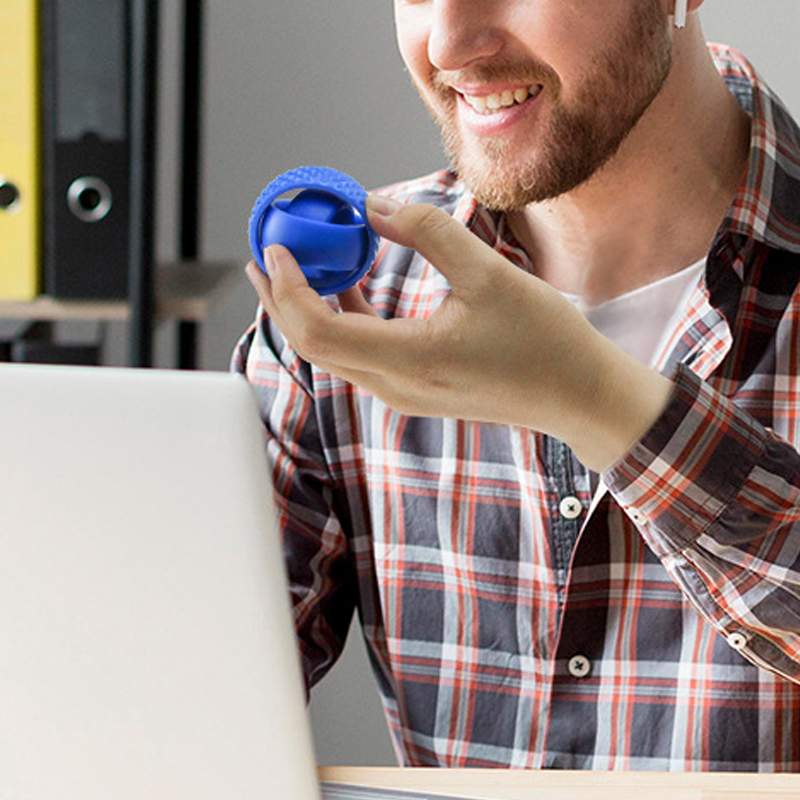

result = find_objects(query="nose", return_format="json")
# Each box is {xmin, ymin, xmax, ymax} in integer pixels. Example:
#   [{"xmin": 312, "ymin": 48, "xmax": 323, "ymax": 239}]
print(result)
[{"xmin": 427, "ymin": 0, "xmax": 505, "ymax": 72}]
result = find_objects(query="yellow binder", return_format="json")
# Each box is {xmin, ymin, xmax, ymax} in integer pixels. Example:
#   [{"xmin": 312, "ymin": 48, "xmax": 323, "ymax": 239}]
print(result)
[{"xmin": 0, "ymin": 0, "xmax": 40, "ymax": 300}]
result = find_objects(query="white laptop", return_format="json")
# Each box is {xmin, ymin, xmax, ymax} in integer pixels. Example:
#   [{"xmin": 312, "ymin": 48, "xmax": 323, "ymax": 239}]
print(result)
[{"xmin": 0, "ymin": 363, "xmax": 321, "ymax": 800}]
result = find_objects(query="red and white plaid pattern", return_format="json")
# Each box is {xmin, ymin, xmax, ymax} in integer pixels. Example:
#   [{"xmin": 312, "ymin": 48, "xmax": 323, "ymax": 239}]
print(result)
[{"xmin": 234, "ymin": 45, "xmax": 800, "ymax": 770}]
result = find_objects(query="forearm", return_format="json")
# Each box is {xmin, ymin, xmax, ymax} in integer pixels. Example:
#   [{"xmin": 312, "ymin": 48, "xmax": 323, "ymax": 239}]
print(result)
[{"xmin": 604, "ymin": 364, "xmax": 800, "ymax": 681}]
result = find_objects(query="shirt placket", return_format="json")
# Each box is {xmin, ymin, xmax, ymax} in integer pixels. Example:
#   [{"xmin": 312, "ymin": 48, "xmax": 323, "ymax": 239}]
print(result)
[
  {"xmin": 544, "ymin": 436, "xmax": 589, "ymax": 620},
  {"xmin": 540, "ymin": 437, "xmax": 607, "ymax": 767}
]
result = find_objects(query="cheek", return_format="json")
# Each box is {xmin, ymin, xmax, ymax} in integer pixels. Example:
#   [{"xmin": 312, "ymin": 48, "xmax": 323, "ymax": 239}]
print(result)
[{"xmin": 505, "ymin": 3, "xmax": 618, "ymax": 87}]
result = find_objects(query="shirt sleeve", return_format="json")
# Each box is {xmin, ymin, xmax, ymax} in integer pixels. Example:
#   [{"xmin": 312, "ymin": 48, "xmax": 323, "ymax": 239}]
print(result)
[
  {"xmin": 604, "ymin": 363, "xmax": 800, "ymax": 683},
  {"xmin": 231, "ymin": 307, "xmax": 357, "ymax": 694}
]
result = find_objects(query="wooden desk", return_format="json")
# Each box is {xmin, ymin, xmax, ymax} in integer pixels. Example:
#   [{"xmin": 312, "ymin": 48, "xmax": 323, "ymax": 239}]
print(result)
[{"xmin": 319, "ymin": 766, "xmax": 800, "ymax": 800}]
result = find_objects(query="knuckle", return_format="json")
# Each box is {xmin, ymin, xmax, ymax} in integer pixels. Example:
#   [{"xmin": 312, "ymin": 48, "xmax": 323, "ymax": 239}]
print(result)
[
  {"xmin": 293, "ymin": 320, "xmax": 330, "ymax": 363},
  {"xmin": 407, "ymin": 203, "xmax": 452, "ymax": 243},
  {"xmin": 270, "ymin": 277, "xmax": 299, "ymax": 306},
  {"xmin": 371, "ymin": 362, "xmax": 430, "ymax": 418},
  {"xmin": 380, "ymin": 384, "xmax": 424, "ymax": 418}
]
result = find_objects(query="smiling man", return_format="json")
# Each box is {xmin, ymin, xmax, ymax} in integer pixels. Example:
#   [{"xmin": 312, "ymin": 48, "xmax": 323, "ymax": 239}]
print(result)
[
  {"xmin": 236, "ymin": 0, "xmax": 800, "ymax": 770},
  {"xmin": 414, "ymin": 0, "xmax": 673, "ymax": 208}
]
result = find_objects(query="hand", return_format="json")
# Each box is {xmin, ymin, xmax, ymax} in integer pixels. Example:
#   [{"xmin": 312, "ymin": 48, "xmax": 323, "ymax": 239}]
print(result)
[{"xmin": 245, "ymin": 195, "xmax": 673, "ymax": 472}]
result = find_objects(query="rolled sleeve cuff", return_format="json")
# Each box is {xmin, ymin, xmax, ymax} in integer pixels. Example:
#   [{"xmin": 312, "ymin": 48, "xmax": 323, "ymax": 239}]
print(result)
[{"xmin": 603, "ymin": 363, "xmax": 767, "ymax": 557}]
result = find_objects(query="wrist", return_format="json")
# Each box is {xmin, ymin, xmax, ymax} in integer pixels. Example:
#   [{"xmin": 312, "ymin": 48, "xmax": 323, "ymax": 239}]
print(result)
[{"xmin": 564, "ymin": 340, "xmax": 674, "ymax": 473}]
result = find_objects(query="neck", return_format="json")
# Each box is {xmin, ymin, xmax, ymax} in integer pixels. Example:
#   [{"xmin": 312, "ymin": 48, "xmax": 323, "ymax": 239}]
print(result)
[{"xmin": 507, "ymin": 23, "xmax": 751, "ymax": 307}]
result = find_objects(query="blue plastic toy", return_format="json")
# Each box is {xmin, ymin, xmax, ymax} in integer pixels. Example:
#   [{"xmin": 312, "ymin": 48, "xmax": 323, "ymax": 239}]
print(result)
[{"xmin": 249, "ymin": 166, "xmax": 380, "ymax": 295}]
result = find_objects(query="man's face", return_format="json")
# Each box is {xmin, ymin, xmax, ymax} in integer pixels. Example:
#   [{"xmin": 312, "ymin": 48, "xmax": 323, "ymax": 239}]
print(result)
[{"xmin": 394, "ymin": 0, "xmax": 673, "ymax": 210}]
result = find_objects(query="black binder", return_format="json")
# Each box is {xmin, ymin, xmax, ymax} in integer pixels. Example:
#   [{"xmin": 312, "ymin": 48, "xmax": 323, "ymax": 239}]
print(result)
[{"xmin": 41, "ymin": 0, "xmax": 137, "ymax": 300}]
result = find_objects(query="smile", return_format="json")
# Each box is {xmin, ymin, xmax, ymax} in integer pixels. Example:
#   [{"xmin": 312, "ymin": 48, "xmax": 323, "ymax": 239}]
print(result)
[{"xmin": 459, "ymin": 85, "xmax": 543, "ymax": 115}]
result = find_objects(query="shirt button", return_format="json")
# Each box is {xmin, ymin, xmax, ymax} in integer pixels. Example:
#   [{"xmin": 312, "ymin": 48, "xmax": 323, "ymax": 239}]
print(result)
[
  {"xmin": 727, "ymin": 632, "xmax": 748, "ymax": 651},
  {"xmin": 568, "ymin": 654, "xmax": 592, "ymax": 678},
  {"xmin": 559, "ymin": 496, "xmax": 583, "ymax": 520},
  {"xmin": 627, "ymin": 508, "xmax": 647, "ymax": 525}
]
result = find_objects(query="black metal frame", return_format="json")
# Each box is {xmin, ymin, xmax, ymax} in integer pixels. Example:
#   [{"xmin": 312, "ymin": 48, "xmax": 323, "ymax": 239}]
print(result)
[
  {"xmin": 127, "ymin": 0, "xmax": 159, "ymax": 367},
  {"xmin": 128, "ymin": 0, "xmax": 203, "ymax": 368}
]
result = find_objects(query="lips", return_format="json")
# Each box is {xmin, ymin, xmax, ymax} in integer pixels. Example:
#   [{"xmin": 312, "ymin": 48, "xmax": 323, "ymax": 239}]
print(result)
[{"xmin": 449, "ymin": 81, "xmax": 546, "ymax": 138}]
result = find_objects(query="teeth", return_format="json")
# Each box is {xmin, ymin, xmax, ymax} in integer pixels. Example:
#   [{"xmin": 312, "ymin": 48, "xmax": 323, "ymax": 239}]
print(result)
[{"xmin": 462, "ymin": 85, "xmax": 540, "ymax": 114}]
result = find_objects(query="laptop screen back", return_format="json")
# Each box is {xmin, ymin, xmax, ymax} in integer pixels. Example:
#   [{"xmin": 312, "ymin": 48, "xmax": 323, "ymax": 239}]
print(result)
[{"xmin": 0, "ymin": 364, "xmax": 320, "ymax": 800}]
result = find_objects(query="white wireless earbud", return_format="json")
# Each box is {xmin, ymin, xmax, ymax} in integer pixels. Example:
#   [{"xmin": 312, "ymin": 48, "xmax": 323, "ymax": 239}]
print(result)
[{"xmin": 674, "ymin": 0, "xmax": 688, "ymax": 29}]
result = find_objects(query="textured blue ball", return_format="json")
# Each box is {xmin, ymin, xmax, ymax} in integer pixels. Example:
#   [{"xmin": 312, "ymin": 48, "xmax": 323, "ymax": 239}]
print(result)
[{"xmin": 249, "ymin": 167, "xmax": 380, "ymax": 295}]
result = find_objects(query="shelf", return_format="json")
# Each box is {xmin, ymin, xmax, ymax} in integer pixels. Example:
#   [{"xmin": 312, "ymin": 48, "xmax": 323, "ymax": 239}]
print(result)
[{"xmin": 0, "ymin": 261, "xmax": 239, "ymax": 323}]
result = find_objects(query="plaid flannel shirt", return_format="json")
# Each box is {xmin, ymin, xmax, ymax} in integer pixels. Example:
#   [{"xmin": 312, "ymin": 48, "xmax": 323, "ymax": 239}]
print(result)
[{"xmin": 233, "ymin": 45, "xmax": 800, "ymax": 771}]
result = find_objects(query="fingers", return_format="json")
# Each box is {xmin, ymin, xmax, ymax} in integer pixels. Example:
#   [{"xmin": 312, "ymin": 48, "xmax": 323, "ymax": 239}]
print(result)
[
  {"xmin": 245, "ymin": 246, "xmax": 424, "ymax": 375},
  {"xmin": 249, "ymin": 245, "xmax": 377, "ymax": 320},
  {"xmin": 245, "ymin": 250, "xmax": 331, "ymax": 347},
  {"xmin": 337, "ymin": 285, "xmax": 379, "ymax": 317},
  {"xmin": 366, "ymin": 196, "xmax": 505, "ymax": 296}
]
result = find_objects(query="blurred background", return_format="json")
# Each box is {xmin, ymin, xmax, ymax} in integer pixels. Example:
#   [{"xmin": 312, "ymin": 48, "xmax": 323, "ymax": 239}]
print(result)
[{"xmin": 131, "ymin": 0, "xmax": 800, "ymax": 766}]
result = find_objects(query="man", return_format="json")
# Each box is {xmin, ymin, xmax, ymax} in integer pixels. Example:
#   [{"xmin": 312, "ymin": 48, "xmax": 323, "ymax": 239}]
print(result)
[{"xmin": 235, "ymin": 0, "xmax": 800, "ymax": 770}]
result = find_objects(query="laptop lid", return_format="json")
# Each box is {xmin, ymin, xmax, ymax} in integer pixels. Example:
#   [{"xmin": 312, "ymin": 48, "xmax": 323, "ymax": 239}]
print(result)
[{"xmin": 0, "ymin": 363, "xmax": 320, "ymax": 800}]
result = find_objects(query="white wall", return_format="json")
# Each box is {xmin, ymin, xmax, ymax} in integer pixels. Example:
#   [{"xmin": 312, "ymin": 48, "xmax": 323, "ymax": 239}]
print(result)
[{"xmin": 158, "ymin": 1, "xmax": 800, "ymax": 767}]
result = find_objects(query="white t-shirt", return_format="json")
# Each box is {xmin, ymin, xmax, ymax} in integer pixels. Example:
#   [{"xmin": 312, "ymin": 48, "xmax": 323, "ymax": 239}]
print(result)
[{"xmin": 563, "ymin": 259, "xmax": 706, "ymax": 368}]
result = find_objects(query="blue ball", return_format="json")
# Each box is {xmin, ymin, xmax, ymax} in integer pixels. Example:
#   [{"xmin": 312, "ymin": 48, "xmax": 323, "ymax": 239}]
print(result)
[{"xmin": 249, "ymin": 167, "xmax": 380, "ymax": 295}]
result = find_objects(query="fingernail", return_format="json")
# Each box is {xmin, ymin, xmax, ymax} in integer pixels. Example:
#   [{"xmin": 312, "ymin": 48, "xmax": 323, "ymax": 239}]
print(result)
[
  {"xmin": 263, "ymin": 247, "xmax": 277, "ymax": 278},
  {"xmin": 366, "ymin": 194, "xmax": 402, "ymax": 218},
  {"xmin": 248, "ymin": 257, "xmax": 268, "ymax": 283}
]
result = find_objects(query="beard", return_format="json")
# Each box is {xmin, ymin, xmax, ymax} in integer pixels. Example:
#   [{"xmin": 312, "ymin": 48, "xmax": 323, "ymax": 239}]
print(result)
[{"xmin": 418, "ymin": 2, "xmax": 673, "ymax": 210}]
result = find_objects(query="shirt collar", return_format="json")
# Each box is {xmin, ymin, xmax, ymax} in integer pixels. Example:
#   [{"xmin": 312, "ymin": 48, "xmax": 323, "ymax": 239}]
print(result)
[{"xmin": 711, "ymin": 43, "xmax": 800, "ymax": 254}]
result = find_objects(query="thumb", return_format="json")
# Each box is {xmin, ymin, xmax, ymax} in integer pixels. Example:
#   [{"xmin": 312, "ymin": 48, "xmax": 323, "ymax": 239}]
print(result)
[{"xmin": 366, "ymin": 195, "xmax": 504, "ymax": 292}]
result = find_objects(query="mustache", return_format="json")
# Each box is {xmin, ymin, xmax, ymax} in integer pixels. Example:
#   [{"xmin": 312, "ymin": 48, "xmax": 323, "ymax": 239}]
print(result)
[{"xmin": 431, "ymin": 59, "xmax": 559, "ymax": 94}]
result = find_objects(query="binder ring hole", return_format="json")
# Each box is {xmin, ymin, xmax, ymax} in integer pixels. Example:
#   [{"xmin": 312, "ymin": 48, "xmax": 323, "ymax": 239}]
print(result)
[
  {"xmin": 67, "ymin": 177, "xmax": 113, "ymax": 223},
  {"xmin": 0, "ymin": 180, "xmax": 21, "ymax": 212}
]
